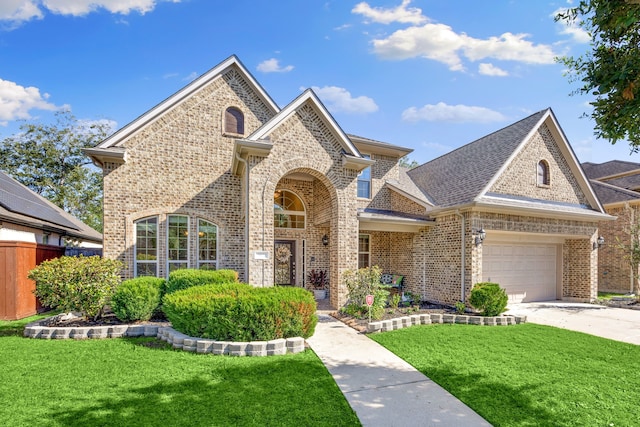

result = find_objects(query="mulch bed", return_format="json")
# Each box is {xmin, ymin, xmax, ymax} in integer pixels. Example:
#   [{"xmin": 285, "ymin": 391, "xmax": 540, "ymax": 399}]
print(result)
[
  {"xmin": 42, "ymin": 312, "xmax": 169, "ymax": 328},
  {"xmin": 331, "ymin": 302, "xmax": 456, "ymax": 333}
]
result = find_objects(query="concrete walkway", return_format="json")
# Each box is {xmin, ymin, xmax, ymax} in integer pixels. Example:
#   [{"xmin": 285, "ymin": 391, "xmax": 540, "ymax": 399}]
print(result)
[
  {"xmin": 307, "ymin": 313, "xmax": 491, "ymax": 427},
  {"xmin": 507, "ymin": 302, "xmax": 640, "ymax": 345}
]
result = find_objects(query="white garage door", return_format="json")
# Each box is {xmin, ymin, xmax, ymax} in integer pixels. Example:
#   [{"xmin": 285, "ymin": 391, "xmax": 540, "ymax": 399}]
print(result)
[{"xmin": 482, "ymin": 243, "xmax": 557, "ymax": 303}]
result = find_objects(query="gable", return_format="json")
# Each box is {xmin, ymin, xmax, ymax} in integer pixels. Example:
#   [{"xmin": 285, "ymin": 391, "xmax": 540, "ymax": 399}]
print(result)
[{"xmin": 488, "ymin": 122, "xmax": 590, "ymax": 207}]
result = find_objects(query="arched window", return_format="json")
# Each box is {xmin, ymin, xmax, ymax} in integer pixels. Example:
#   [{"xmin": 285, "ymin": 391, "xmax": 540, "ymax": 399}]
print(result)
[
  {"xmin": 224, "ymin": 107, "xmax": 244, "ymax": 135},
  {"xmin": 537, "ymin": 160, "xmax": 550, "ymax": 186},
  {"xmin": 198, "ymin": 219, "xmax": 218, "ymax": 270},
  {"xmin": 274, "ymin": 190, "xmax": 306, "ymax": 229},
  {"xmin": 135, "ymin": 217, "xmax": 158, "ymax": 277}
]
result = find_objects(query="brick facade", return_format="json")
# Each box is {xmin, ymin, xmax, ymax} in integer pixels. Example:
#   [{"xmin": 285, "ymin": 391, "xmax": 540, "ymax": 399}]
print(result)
[{"xmin": 598, "ymin": 204, "xmax": 639, "ymax": 293}]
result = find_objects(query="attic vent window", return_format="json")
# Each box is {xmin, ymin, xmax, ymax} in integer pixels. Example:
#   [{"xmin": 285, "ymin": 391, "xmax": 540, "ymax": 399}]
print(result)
[
  {"xmin": 537, "ymin": 160, "xmax": 550, "ymax": 187},
  {"xmin": 224, "ymin": 107, "xmax": 244, "ymax": 136}
]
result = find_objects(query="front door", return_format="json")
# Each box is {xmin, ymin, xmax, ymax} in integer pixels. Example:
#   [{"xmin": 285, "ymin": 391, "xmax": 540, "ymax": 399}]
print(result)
[{"xmin": 274, "ymin": 240, "xmax": 296, "ymax": 286}]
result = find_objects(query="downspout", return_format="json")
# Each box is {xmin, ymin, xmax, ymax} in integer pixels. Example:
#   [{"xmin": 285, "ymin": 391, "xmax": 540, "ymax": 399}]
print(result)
[
  {"xmin": 455, "ymin": 210, "xmax": 466, "ymax": 302},
  {"xmin": 235, "ymin": 152, "xmax": 250, "ymax": 284}
]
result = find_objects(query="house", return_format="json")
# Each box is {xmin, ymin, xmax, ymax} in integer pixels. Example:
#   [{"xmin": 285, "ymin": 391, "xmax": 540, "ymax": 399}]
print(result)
[
  {"xmin": 0, "ymin": 170, "xmax": 103, "ymax": 320},
  {"xmin": 582, "ymin": 160, "xmax": 640, "ymax": 293},
  {"xmin": 86, "ymin": 55, "xmax": 611, "ymax": 308}
]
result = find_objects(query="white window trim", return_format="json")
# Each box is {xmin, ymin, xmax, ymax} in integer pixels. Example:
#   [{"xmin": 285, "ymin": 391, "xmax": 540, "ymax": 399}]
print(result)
[
  {"xmin": 166, "ymin": 214, "xmax": 190, "ymax": 276},
  {"xmin": 536, "ymin": 159, "xmax": 551, "ymax": 188},
  {"xmin": 197, "ymin": 218, "xmax": 219, "ymax": 270},
  {"xmin": 134, "ymin": 216, "xmax": 159, "ymax": 278},
  {"xmin": 357, "ymin": 154, "xmax": 372, "ymax": 199},
  {"xmin": 274, "ymin": 189, "xmax": 307, "ymax": 230},
  {"xmin": 358, "ymin": 233, "xmax": 371, "ymax": 269}
]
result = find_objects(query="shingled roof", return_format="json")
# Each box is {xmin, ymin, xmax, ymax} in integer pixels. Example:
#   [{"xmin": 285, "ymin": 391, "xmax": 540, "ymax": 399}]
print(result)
[
  {"xmin": 407, "ymin": 109, "xmax": 548, "ymax": 208},
  {"xmin": 582, "ymin": 160, "xmax": 640, "ymax": 180},
  {"xmin": 589, "ymin": 179, "xmax": 640, "ymax": 205},
  {"xmin": 0, "ymin": 170, "xmax": 102, "ymax": 243}
]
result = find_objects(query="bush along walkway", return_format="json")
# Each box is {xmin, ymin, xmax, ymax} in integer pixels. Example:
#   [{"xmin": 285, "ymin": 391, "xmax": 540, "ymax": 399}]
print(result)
[{"xmin": 307, "ymin": 313, "xmax": 491, "ymax": 427}]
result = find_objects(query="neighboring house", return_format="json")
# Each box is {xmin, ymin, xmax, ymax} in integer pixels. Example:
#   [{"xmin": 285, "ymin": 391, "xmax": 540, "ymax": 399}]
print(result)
[
  {"xmin": 86, "ymin": 55, "xmax": 610, "ymax": 308},
  {"xmin": 583, "ymin": 161, "xmax": 640, "ymax": 293},
  {"xmin": 0, "ymin": 171, "xmax": 103, "ymax": 320}
]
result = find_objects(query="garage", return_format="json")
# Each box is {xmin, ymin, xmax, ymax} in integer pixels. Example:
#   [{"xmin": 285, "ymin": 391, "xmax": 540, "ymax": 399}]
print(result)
[{"xmin": 482, "ymin": 242, "xmax": 558, "ymax": 303}]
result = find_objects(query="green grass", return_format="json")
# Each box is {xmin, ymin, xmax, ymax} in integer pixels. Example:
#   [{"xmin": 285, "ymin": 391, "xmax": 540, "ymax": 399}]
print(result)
[
  {"xmin": 371, "ymin": 323, "xmax": 640, "ymax": 427},
  {"xmin": 597, "ymin": 291, "xmax": 633, "ymax": 300},
  {"xmin": 0, "ymin": 316, "xmax": 359, "ymax": 427}
]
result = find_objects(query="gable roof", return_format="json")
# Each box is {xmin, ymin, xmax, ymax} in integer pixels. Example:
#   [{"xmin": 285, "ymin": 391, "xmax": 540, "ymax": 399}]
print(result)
[
  {"xmin": 0, "ymin": 171, "xmax": 102, "ymax": 243},
  {"xmin": 246, "ymin": 89, "xmax": 362, "ymax": 158},
  {"xmin": 407, "ymin": 108, "xmax": 605, "ymax": 215},
  {"xmin": 582, "ymin": 160, "xmax": 640, "ymax": 180},
  {"xmin": 95, "ymin": 55, "xmax": 279, "ymax": 150},
  {"xmin": 589, "ymin": 179, "xmax": 640, "ymax": 205},
  {"xmin": 408, "ymin": 109, "xmax": 547, "ymax": 208}
]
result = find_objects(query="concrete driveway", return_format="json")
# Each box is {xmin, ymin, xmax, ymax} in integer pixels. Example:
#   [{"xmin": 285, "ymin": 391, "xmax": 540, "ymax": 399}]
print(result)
[{"xmin": 506, "ymin": 302, "xmax": 640, "ymax": 345}]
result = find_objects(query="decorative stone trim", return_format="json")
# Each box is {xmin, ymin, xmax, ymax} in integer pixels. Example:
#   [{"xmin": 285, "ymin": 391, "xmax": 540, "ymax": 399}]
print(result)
[
  {"xmin": 23, "ymin": 315, "xmax": 306, "ymax": 357},
  {"xmin": 366, "ymin": 313, "xmax": 526, "ymax": 334}
]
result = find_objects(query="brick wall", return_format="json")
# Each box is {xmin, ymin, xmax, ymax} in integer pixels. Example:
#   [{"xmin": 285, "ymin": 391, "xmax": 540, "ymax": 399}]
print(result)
[{"xmin": 598, "ymin": 204, "xmax": 638, "ymax": 293}]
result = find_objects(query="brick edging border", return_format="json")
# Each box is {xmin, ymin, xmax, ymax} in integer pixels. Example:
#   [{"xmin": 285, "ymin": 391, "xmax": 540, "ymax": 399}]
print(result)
[
  {"xmin": 366, "ymin": 313, "xmax": 527, "ymax": 333},
  {"xmin": 23, "ymin": 315, "xmax": 305, "ymax": 357}
]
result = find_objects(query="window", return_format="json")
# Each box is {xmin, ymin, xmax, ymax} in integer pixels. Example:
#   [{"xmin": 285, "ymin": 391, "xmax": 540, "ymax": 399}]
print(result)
[
  {"xmin": 357, "ymin": 155, "xmax": 371, "ymax": 198},
  {"xmin": 358, "ymin": 234, "xmax": 370, "ymax": 269},
  {"xmin": 135, "ymin": 217, "xmax": 158, "ymax": 277},
  {"xmin": 167, "ymin": 215, "xmax": 188, "ymax": 273},
  {"xmin": 224, "ymin": 107, "xmax": 244, "ymax": 135},
  {"xmin": 537, "ymin": 160, "xmax": 550, "ymax": 186},
  {"xmin": 274, "ymin": 190, "xmax": 306, "ymax": 229},
  {"xmin": 198, "ymin": 219, "xmax": 218, "ymax": 270}
]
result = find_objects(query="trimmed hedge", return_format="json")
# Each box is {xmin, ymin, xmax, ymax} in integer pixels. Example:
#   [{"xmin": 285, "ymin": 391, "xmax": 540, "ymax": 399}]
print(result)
[
  {"xmin": 469, "ymin": 282, "xmax": 508, "ymax": 316},
  {"xmin": 164, "ymin": 269, "xmax": 238, "ymax": 295},
  {"xmin": 163, "ymin": 283, "xmax": 317, "ymax": 341},
  {"xmin": 111, "ymin": 277, "xmax": 164, "ymax": 322}
]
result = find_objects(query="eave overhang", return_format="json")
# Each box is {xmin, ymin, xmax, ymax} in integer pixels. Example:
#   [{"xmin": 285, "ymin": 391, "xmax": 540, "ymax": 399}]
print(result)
[
  {"xmin": 83, "ymin": 147, "xmax": 126, "ymax": 168},
  {"xmin": 349, "ymin": 134, "xmax": 413, "ymax": 158},
  {"xmin": 232, "ymin": 139, "xmax": 274, "ymax": 175},
  {"xmin": 343, "ymin": 154, "xmax": 375, "ymax": 172},
  {"xmin": 357, "ymin": 211, "xmax": 434, "ymax": 233}
]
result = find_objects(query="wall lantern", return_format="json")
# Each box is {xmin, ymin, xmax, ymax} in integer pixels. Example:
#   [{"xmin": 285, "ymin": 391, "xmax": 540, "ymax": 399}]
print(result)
[
  {"xmin": 594, "ymin": 236, "xmax": 605, "ymax": 250},
  {"xmin": 322, "ymin": 234, "xmax": 329, "ymax": 246},
  {"xmin": 473, "ymin": 228, "xmax": 486, "ymax": 247}
]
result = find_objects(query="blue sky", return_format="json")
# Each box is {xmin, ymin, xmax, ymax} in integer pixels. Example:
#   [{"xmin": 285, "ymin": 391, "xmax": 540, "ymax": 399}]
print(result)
[{"xmin": 1, "ymin": 0, "xmax": 637, "ymax": 165}]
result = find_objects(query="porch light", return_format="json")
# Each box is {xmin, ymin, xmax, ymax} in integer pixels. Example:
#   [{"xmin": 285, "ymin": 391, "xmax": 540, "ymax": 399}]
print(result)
[
  {"xmin": 473, "ymin": 228, "xmax": 486, "ymax": 247},
  {"xmin": 322, "ymin": 234, "xmax": 329, "ymax": 246},
  {"xmin": 594, "ymin": 236, "xmax": 605, "ymax": 250}
]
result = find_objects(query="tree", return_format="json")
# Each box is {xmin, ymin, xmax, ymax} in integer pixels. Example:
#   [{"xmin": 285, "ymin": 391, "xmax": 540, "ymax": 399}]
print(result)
[
  {"xmin": 614, "ymin": 203, "xmax": 640, "ymax": 298},
  {"xmin": 399, "ymin": 155, "xmax": 419, "ymax": 169},
  {"xmin": 0, "ymin": 111, "xmax": 112, "ymax": 232},
  {"xmin": 556, "ymin": 0, "xmax": 640, "ymax": 151}
]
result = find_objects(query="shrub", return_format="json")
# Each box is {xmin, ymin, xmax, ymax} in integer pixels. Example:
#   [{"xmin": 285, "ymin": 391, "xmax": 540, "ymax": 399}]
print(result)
[
  {"xmin": 469, "ymin": 282, "xmax": 508, "ymax": 316},
  {"xmin": 164, "ymin": 269, "xmax": 238, "ymax": 294},
  {"xmin": 163, "ymin": 283, "xmax": 317, "ymax": 340},
  {"xmin": 111, "ymin": 277, "xmax": 163, "ymax": 322},
  {"xmin": 341, "ymin": 266, "xmax": 389, "ymax": 320},
  {"xmin": 28, "ymin": 256, "xmax": 123, "ymax": 320}
]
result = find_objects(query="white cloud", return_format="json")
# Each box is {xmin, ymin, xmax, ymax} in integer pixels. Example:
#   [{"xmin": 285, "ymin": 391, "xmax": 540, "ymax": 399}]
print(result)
[
  {"xmin": 0, "ymin": 78, "xmax": 65, "ymax": 125},
  {"xmin": 478, "ymin": 63, "xmax": 508, "ymax": 77},
  {"xmin": 257, "ymin": 58, "xmax": 294, "ymax": 73},
  {"xmin": 553, "ymin": 7, "xmax": 590, "ymax": 43},
  {"xmin": 372, "ymin": 23, "xmax": 556, "ymax": 70},
  {"xmin": 352, "ymin": 0, "xmax": 427, "ymax": 25},
  {"xmin": 0, "ymin": 0, "xmax": 179, "ymax": 27},
  {"xmin": 182, "ymin": 71, "xmax": 198, "ymax": 82},
  {"xmin": 402, "ymin": 102, "xmax": 505, "ymax": 123},
  {"xmin": 311, "ymin": 86, "xmax": 378, "ymax": 114}
]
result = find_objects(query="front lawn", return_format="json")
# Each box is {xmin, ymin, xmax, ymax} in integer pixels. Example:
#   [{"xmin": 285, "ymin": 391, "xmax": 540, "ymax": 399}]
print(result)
[
  {"xmin": 0, "ymin": 314, "xmax": 359, "ymax": 427},
  {"xmin": 371, "ymin": 323, "xmax": 640, "ymax": 427}
]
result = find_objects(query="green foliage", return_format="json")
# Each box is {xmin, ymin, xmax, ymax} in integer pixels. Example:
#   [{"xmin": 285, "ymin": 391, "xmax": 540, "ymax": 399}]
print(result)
[
  {"xmin": 389, "ymin": 294, "xmax": 401, "ymax": 309},
  {"xmin": 0, "ymin": 111, "xmax": 112, "ymax": 232},
  {"xmin": 614, "ymin": 211, "xmax": 640, "ymax": 298},
  {"xmin": 111, "ymin": 277, "xmax": 163, "ymax": 322},
  {"xmin": 164, "ymin": 268, "xmax": 238, "ymax": 294},
  {"xmin": 28, "ymin": 256, "xmax": 123, "ymax": 320},
  {"xmin": 556, "ymin": 1, "xmax": 640, "ymax": 150},
  {"xmin": 455, "ymin": 301, "xmax": 466, "ymax": 315},
  {"xmin": 162, "ymin": 283, "xmax": 317, "ymax": 340},
  {"xmin": 469, "ymin": 282, "xmax": 508, "ymax": 317},
  {"xmin": 399, "ymin": 155, "xmax": 419, "ymax": 169},
  {"xmin": 306, "ymin": 269, "xmax": 328, "ymax": 290},
  {"xmin": 342, "ymin": 266, "xmax": 389, "ymax": 320}
]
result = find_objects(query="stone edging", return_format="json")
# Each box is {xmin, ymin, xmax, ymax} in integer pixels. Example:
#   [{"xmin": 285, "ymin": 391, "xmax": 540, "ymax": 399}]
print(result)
[
  {"xmin": 23, "ymin": 315, "xmax": 305, "ymax": 357},
  {"xmin": 367, "ymin": 313, "xmax": 527, "ymax": 333}
]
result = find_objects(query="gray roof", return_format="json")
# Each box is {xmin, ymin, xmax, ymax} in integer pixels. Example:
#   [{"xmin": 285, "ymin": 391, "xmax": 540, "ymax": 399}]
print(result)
[
  {"xmin": 582, "ymin": 160, "xmax": 640, "ymax": 179},
  {"xmin": 407, "ymin": 109, "xmax": 548, "ymax": 208},
  {"xmin": 604, "ymin": 175, "xmax": 640, "ymax": 191},
  {"xmin": 0, "ymin": 170, "xmax": 102, "ymax": 243},
  {"xmin": 385, "ymin": 167, "xmax": 433, "ymax": 206},
  {"xmin": 589, "ymin": 179, "xmax": 640, "ymax": 205}
]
